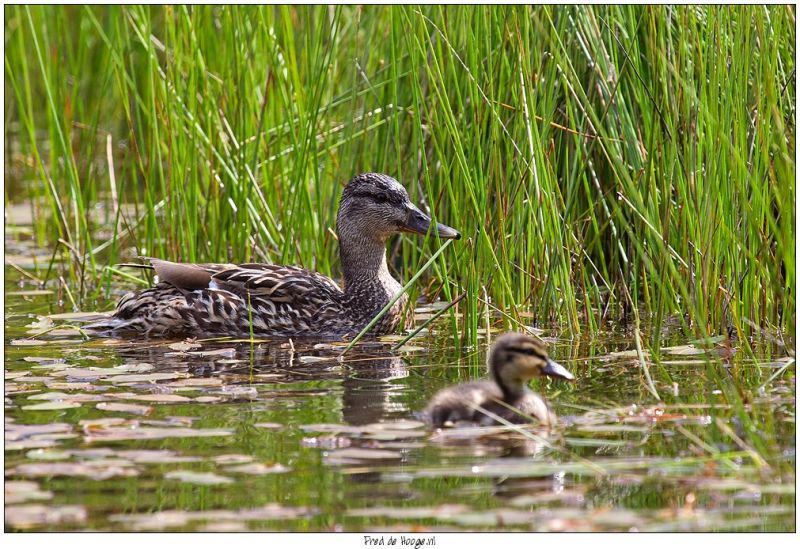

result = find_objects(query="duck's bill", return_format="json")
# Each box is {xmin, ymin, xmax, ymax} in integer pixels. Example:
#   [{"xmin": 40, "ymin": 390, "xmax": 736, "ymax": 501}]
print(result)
[
  {"xmin": 542, "ymin": 358, "xmax": 575, "ymax": 381},
  {"xmin": 401, "ymin": 204, "xmax": 461, "ymax": 240}
]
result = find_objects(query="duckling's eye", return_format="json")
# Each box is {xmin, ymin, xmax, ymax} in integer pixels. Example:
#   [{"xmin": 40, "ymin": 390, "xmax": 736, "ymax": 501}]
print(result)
[{"xmin": 507, "ymin": 345, "xmax": 546, "ymax": 360}]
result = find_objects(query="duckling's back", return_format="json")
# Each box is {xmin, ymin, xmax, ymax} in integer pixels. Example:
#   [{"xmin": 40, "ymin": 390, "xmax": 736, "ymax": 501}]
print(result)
[{"xmin": 423, "ymin": 382, "xmax": 556, "ymax": 428}]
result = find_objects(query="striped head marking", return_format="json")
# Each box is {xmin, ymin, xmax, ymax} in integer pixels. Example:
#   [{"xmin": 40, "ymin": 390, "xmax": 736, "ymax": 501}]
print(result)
[{"xmin": 489, "ymin": 332, "xmax": 574, "ymax": 382}]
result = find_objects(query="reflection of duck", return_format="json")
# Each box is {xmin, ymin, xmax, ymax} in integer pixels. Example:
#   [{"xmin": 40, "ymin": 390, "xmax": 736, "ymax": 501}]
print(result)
[
  {"xmin": 86, "ymin": 173, "xmax": 459, "ymax": 338},
  {"xmin": 423, "ymin": 333, "xmax": 574, "ymax": 427},
  {"xmin": 341, "ymin": 355, "xmax": 410, "ymax": 425}
]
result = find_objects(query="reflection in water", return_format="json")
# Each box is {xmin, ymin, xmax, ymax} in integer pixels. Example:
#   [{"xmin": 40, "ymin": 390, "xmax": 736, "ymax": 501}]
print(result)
[
  {"xmin": 112, "ymin": 338, "xmax": 411, "ymax": 425},
  {"xmin": 4, "ymin": 283, "xmax": 796, "ymax": 532},
  {"xmin": 341, "ymin": 356, "xmax": 409, "ymax": 425},
  {"xmin": 429, "ymin": 426, "xmax": 551, "ymax": 458}
]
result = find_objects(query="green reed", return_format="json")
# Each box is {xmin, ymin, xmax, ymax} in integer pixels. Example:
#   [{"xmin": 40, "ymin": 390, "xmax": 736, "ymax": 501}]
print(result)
[{"xmin": 4, "ymin": 5, "xmax": 795, "ymax": 345}]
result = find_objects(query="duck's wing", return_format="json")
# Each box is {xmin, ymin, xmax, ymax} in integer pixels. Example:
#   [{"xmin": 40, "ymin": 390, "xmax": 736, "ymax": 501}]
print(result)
[
  {"xmin": 140, "ymin": 258, "xmax": 237, "ymax": 290},
  {"xmin": 137, "ymin": 258, "xmax": 342, "ymax": 303},
  {"xmin": 210, "ymin": 263, "xmax": 343, "ymax": 303}
]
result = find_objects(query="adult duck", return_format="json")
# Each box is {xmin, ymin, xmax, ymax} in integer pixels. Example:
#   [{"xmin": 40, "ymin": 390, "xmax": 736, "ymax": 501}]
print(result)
[
  {"xmin": 423, "ymin": 332, "xmax": 574, "ymax": 427},
  {"xmin": 86, "ymin": 173, "xmax": 460, "ymax": 337}
]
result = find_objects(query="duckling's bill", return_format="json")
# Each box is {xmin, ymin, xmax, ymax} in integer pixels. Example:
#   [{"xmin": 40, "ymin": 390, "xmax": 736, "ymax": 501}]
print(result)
[
  {"xmin": 542, "ymin": 358, "xmax": 574, "ymax": 381},
  {"xmin": 400, "ymin": 203, "xmax": 461, "ymax": 240}
]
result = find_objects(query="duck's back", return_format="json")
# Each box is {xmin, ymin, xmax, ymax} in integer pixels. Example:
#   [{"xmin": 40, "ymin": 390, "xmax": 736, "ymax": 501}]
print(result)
[
  {"xmin": 423, "ymin": 381, "xmax": 555, "ymax": 427},
  {"xmin": 87, "ymin": 261, "xmax": 357, "ymax": 337}
]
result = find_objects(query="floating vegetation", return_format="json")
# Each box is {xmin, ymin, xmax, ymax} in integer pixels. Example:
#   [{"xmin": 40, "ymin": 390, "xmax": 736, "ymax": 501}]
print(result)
[
  {"xmin": 164, "ymin": 471, "xmax": 234, "ymax": 486},
  {"xmin": 5, "ymin": 504, "xmax": 87, "ymax": 529},
  {"xmin": 109, "ymin": 504, "xmax": 317, "ymax": 531},
  {"xmin": 223, "ymin": 463, "xmax": 291, "ymax": 476},
  {"xmin": 3, "ymin": 298, "xmax": 796, "ymax": 533},
  {"xmin": 83, "ymin": 425, "xmax": 234, "ymax": 443},
  {"xmin": 4, "ymin": 307, "xmax": 795, "ymax": 526},
  {"xmin": 5, "ymin": 481, "xmax": 54, "ymax": 504}
]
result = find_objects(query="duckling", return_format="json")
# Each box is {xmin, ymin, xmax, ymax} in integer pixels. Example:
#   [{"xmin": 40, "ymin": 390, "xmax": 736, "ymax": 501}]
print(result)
[
  {"xmin": 85, "ymin": 173, "xmax": 460, "ymax": 337},
  {"xmin": 423, "ymin": 332, "xmax": 574, "ymax": 427}
]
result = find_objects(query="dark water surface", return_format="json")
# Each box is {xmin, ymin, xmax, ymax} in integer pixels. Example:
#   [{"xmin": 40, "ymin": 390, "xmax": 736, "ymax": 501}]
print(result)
[{"xmin": 4, "ymin": 259, "xmax": 795, "ymax": 532}]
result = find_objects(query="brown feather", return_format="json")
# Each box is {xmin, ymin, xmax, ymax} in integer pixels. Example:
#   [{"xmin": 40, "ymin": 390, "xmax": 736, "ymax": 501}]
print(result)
[{"xmin": 149, "ymin": 259, "xmax": 213, "ymax": 290}]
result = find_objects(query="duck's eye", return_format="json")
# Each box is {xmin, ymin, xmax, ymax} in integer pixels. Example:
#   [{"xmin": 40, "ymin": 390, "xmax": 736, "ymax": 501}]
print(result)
[
  {"xmin": 371, "ymin": 194, "xmax": 392, "ymax": 205},
  {"xmin": 350, "ymin": 190, "xmax": 396, "ymax": 205}
]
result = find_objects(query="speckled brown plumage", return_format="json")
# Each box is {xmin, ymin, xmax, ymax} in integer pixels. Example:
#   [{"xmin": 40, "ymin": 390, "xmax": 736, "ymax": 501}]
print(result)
[
  {"xmin": 423, "ymin": 333, "xmax": 574, "ymax": 427},
  {"xmin": 85, "ymin": 173, "xmax": 460, "ymax": 338}
]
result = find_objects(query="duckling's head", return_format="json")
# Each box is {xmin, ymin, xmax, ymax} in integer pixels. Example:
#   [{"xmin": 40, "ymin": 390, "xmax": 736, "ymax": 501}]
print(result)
[
  {"xmin": 488, "ymin": 332, "xmax": 574, "ymax": 397},
  {"xmin": 337, "ymin": 173, "xmax": 461, "ymax": 242}
]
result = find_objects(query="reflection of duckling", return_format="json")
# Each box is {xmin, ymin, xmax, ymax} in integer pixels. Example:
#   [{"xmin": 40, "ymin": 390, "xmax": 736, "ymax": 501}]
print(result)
[{"xmin": 423, "ymin": 333, "xmax": 574, "ymax": 428}]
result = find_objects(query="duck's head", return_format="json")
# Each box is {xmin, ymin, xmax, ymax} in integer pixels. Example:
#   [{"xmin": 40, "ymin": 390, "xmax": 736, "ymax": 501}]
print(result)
[
  {"xmin": 489, "ymin": 332, "xmax": 574, "ymax": 396},
  {"xmin": 337, "ymin": 173, "xmax": 461, "ymax": 242}
]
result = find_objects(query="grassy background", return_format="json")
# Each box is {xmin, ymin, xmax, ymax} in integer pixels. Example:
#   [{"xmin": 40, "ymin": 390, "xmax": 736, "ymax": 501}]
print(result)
[{"xmin": 4, "ymin": 5, "xmax": 795, "ymax": 345}]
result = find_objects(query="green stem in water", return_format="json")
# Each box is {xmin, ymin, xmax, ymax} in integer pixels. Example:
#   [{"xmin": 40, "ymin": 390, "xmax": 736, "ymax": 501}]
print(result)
[{"xmin": 391, "ymin": 290, "xmax": 466, "ymax": 350}]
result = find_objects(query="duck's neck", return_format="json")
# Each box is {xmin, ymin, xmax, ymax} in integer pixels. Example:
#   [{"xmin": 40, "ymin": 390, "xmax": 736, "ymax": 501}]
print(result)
[
  {"xmin": 339, "ymin": 232, "xmax": 401, "ymax": 303},
  {"xmin": 492, "ymin": 368, "xmax": 527, "ymax": 401}
]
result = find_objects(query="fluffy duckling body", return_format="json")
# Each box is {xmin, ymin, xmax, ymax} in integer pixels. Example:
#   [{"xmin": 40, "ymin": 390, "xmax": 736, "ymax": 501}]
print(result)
[
  {"xmin": 85, "ymin": 173, "xmax": 460, "ymax": 338},
  {"xmin": 424, "ymin": 333, "xmax": 574, "ymax": 427}
]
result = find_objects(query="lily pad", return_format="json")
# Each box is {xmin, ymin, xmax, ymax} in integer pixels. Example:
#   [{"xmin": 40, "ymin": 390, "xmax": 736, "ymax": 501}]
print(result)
[
  {"xmin": 298, "ymin": 356, "xmax": 330, "ymax": 364},
  {"xmin": 28, "ymin": 392, "xmax": 105, "ymax": 403},
  {"xmin": 6, "ymin": 422, "xmax": 73, "ymax": 441},
  {"xmin": 363, "ymin": 420, "xmax": 426, "ymax": 431},
  {"xmin": 52, "ymin": 368, "xmax": 110, "ymax": 379},
  {"xmin": 110, "ymin": 504, "xmax": 315, "ymax": 530},
  {"xmin": 5, "ymin": 440, "xmax": 60, "ymax": 451},
  {"xmin": 347, "ymin": 504, "xmax": 470, "ymax": 520},
  {"xmin": 324, "ymin": 447, "xmax": 402, "ymax": 463},
  {"xmin": 169, "ymin": 378, "xmax": 223, "ymax": 387},
  {"xmin": 199, "ymin": 521, "xmax": 249, "ymax": 532},
  {"xmin": 21, "ymin": 401, "xmax": 81, "ymax": 411},
  {"xmin": 213, "ymin": 454, "xmax": 254, "ymax": 465},
  {"xmin": 254, "ymin": 422, "xmax": 283, "ymax": 430},
  {"xmin": 22, "ymin": 356, "xmax": 65, "ymax": 364},
  {"xmin": 96, "ymin": 402, "xmax": 153, "ymax": 415},
  {"xmin": 5, "ymin": 481, "xmax": 54, "ymax": 504},
  {"xmin": 195, "ymin": 396, "xmax": 223, "ymax": 403},
  {"xmin": 301, "ymin": 423, "xmax": 365, "ymax": 434},
  {"xmin": 83, "ymin": 426, "xmax": 234, "ymax": 443},
  {"xmin": 662, "ymin": 344, "xmax": 708, "ymax": 356},
  {"xmin": 25, "ymin": 449, "xmax": 71, "ymax": 461},
  {"xmin": 115, "ymin": 450, "xmax": 201, "ymax": 464},
  {"xmin": 362, "ymin": 430, "xmax": 428, "ymax": 441},
  {"xmin": 106, "ymin": 372, "xmax": 186, "ymax": 383},
  {"xmin": 509, "ymin": 489, "xmax": 586, "ymax": 507},
  {"xmin": 185, "ymin": 348, "xmax": 237, "ymax": 358},
  {"xmin": 168, "ymin": 341, "xmax": 202, "ymax": 352},
  {"xmin": 11, "ymin": 339, "xmax": 46, "ymax": 347},
  {"xmin": 5, "ymin": 504, "xmax": 87, "ymax": 529},
  {"xmin": 45, "ymin": 382, "xmax": 95, "ymax": 391},
  {"xmin": 165, "ymin": 470, "xmax": 234, "ymax": 485},
  {"xmin": 9, "ymin": 461, "xmax": 137, "ymax": 480},
  {"xmin": 217, "ymin": 386, "xmax": 257, "ymax": 399},
  {"xmin": 224, "ymin": 463, "xmax": 291, "ymax": 475},
  {"xmin": 117, "ymin": 393, "xmax": 192, "ymax": 403},
  {"xmin": 450, "ymin": 508, "xmax": 536, "ymax": 527},
  {"xmin": 107, "ymin": 363, "xmax": 155, "ymax": 373}
]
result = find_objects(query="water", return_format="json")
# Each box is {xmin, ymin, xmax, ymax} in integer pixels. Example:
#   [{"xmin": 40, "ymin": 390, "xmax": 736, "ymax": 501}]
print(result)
[{"xmin": 3, "ymin": 256, "xmax": 796, "ymax": 532}]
